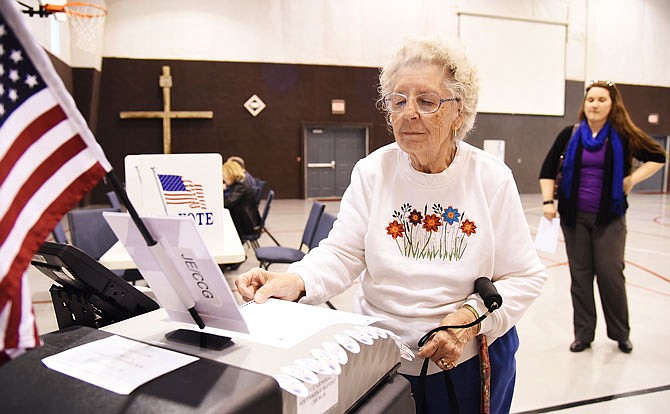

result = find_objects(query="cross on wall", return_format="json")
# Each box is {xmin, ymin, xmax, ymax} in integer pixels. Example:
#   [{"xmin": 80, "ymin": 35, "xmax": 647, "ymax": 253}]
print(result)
[{"xmin": 119, "ymin": 65, "xmax": 214, "ymax": 154}]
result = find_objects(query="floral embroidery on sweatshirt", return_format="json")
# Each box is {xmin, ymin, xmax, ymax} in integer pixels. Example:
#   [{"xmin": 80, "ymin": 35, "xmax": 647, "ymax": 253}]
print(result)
[{"xmin": 385, "ymin": 203, "xmax": 477, "ymax": 261}]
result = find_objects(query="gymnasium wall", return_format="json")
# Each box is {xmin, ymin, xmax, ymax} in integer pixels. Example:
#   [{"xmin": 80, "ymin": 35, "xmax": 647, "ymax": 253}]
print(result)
[
  {"xmin": 81, "ymin": 58, "xmax": 666, "ymax": 203},
  {"xmin": 28, "ymin": 0, "xmax": 669, "ymax": 202}
]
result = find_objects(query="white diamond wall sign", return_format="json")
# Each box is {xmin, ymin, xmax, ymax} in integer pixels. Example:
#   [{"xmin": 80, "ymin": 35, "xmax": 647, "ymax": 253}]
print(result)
[{"xmin": 243, "ymin": 94, "xmax": 266, "ymax": 117}]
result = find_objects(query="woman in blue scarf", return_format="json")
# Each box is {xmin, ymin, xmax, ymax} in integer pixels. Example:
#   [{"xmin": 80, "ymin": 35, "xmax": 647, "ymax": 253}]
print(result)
[{"xmin": 539, "ymin": 81, "xmax": 667, "ymax": 354}]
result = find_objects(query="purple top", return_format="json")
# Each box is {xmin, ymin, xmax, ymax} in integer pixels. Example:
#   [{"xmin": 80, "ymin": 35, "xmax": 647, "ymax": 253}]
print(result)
[{"xmin": 577, "ymin": 144, "xmax": 607, "ymax": 213}]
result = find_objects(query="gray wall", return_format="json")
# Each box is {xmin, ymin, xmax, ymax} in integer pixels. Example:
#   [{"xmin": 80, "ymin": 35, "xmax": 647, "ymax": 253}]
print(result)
[{"xmin": 468, "ymin": 81, "xmax": 586, "ymax": 192}]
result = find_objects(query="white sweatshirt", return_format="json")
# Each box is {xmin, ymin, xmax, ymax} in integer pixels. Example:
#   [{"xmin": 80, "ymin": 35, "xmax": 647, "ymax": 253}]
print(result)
[{"xmin": 288, "ymin": 142, "xmax": 547, "ymax": 375}]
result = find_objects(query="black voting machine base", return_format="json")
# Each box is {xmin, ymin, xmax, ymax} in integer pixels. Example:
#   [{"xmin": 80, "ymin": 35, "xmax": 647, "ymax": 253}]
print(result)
[
  {"xmin": 31, "ymin": 241, "xmax": 232, "ymax": 350},
  {"xmin": 31, "ymin": 241, "xmax": 159, "ymax": 329}
]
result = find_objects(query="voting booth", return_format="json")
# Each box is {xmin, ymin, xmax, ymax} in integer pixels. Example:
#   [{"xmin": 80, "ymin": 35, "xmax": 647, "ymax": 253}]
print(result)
[
  {"xmin": 97, "ymin": 212, "xmax": 411, "ymax": 413},
  {"xmin": 124, "ymin": 153, "xmax": 226, "ymax": 251},
  {"xmin": 98, "ymin": 153, "xmax": 246, "ymax": 270}
]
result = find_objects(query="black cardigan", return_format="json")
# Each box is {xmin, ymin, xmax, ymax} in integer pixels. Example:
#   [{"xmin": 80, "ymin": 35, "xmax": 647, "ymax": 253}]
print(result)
[{"xmin": 539, "ymin": 125, "xmax": 666, "ymax": 227}]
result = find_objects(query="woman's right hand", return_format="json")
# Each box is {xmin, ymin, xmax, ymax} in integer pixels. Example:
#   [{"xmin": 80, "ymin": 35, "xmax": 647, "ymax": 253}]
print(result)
[
  {"xmin": 543, "ymin": 203, "xmax": 557, "ymax": 220},
  {"xmin": 235, "ymin": 268, "xmax": 305, "ymax": 303}
]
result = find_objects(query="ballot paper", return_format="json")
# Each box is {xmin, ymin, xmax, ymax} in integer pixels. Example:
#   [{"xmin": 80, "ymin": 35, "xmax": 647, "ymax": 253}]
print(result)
[
  {"xmin": 238, "ymin": 298, "xmax": 381, "ymax": 348},
  {"xmin": 42, "ymin": 335, "xmax": 198, "ymax": 395},
  {"xmin": 534, "ymin": 216, "xmax": 561, "ymax": 253}
]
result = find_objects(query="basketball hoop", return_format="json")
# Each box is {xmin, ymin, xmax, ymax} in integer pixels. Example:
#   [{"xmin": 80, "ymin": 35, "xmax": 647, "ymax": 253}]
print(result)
[{"xmin": 44, "ymin": 2, "xmax": 108, "ymax": 54}]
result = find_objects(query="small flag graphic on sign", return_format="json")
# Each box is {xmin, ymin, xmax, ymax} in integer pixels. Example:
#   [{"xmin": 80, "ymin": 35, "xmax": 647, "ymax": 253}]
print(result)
[{"xmin": 158, "ymin": 174, "xmax": 207, "ymax": 209}]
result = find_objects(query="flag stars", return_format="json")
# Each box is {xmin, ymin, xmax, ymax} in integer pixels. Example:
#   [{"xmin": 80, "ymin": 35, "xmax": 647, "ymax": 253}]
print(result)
[
  {"xmin": 0, "ymin": 104, "xmax": 4, "ymax": 116},
  {"xmin": 25, "ymin": 74, "xmax": 38, "ymax": 88},
  {"xmin": 0, "ymin": 84, "xmax": 4, "ymax": 96},
  {"xmin": 9, "ymin": 49, "xmax": 22, "ymax": 64},
  {"xmin": 0, "ymin": 44, "xmax": 4, "ymax": 57},
  {"xmin": 9, "ymin": 69, "xmax": 19, "ymax": 82},
  {"xmin": 8, "ymin": 88, "xmax": 18, "ymax": 102},
  {"xmin": 0, "ymin": 64, "xmax": 4, "ymax": 76},
  {"xmin": 0, "ymin": 25, "xmax": 6, "ymax": 38}
]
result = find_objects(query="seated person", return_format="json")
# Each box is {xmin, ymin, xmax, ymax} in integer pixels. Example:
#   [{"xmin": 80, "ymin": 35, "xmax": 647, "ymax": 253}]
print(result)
[
  {"xmin": 226, "ymin": 156, "xmax": 256, "ymax": 190},
  {"xmin": 222, "ymin": 160, "xmax": 261, "ymax": 238}
]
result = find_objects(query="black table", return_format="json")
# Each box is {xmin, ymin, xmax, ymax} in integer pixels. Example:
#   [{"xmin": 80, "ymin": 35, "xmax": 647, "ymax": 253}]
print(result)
[
  {"xmin": 0, "ymin": 326, "xmax": 415, "ymax": 414},
  {"xmin": 0, "ymin": 326, "xmax": 281, "ymax": 414}
]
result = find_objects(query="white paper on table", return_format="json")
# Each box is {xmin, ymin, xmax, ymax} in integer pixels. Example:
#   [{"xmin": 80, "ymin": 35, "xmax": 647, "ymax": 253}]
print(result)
[
  {"xmin": 236, "ymin": 298, "xmax": 382, "ymax": 349},
  {"xmin": 41, "ymin": 335, "xmax": 198, "ymax": 395},
  {"xmin": 534, "ymin": 216, "xmax": 561, "ymax": 253}
]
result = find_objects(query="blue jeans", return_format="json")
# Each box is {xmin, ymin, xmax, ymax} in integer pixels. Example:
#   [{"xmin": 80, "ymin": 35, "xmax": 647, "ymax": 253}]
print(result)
[{"xmin": 402, "ymin": 327, "xmax": 519, "ymax": 414}]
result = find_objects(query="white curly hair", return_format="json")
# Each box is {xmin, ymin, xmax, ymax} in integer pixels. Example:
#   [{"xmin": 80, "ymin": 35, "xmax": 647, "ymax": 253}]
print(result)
[{"xmin": 378, "ymin": 37, "xmax": 479, "ymax": 141}]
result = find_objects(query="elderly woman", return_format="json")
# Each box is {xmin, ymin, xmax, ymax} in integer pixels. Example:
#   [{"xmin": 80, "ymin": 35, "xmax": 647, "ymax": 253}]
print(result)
[{"xmin": 236, "ymin": 38, "xmax": 546, "ymax": 413}]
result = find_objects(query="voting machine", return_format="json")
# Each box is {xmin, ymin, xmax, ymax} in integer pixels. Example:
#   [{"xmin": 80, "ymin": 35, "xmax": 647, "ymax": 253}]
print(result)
[
  {"xmin": 102, "ymin": 307, "xmax": 405, "ymax": 413},
  {"xmin": 98, "ymin": 212, "xmax": 411, "ymax": 413}
]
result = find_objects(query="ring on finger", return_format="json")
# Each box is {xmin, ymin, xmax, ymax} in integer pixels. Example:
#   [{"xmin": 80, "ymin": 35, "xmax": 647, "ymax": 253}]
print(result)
[{"xmin": 439, "ymin": 358, "xmax": 456, "ymax": 370}]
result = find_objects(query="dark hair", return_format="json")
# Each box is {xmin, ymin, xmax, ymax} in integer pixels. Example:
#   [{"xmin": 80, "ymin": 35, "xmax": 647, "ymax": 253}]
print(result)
[{"xmin": 577, "ymin": 81, "xmax": 667, "ymax": 163}]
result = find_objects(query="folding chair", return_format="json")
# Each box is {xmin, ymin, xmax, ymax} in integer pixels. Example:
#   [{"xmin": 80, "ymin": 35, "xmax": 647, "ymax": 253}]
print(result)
[
  {"xmin": 67, "ymin": 207, "xmax": 143, "ymax": 284},
  {"xmin": 240, "ymin": 189, "xmax": 279, "ymax": 250},
  {"xmin": 254, "ymin": 201, "xmax": 326, "ymax": 269},
  {"xmin": 51, "ymin": 221, "xmax": 67, "ymax": 244},
  {"xmin": 106, "ymin": 190, "xmax": 121, "ymax": 210},
  {"xmin": 254, "ymin": 179, "xmax": 266, "ymax": 206}
]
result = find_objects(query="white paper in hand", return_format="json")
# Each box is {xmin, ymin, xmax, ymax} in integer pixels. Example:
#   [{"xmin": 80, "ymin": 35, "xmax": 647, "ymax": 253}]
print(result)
[{"xmin": 534, "ymin": 216, "xmax": 560, "ymax": 254}]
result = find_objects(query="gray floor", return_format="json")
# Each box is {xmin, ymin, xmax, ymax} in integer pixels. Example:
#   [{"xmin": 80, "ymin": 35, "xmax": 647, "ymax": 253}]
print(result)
[{"xmin": 27, "ymin": 193, "xmax": 670, "ymax": 413}]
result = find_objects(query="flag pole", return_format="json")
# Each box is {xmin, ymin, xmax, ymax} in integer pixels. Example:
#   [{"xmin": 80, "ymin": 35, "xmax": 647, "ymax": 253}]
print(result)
[
  {"xmin": 106, "ymin": 171, "xmax": 206, "ymax": 329},
  {"xmin": 106, "ymin": 171, "xmax": 156, "ymax": 246}
]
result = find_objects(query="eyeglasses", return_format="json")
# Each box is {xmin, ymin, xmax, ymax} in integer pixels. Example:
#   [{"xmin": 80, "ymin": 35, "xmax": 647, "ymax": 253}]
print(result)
[
  {"xmin": 586, "ymin": 80, "xmax": 616, "ymax": 96},
  {"xmin": 382, "ymin": 93, "xmax": 460, "ymax": 114},
  {"xmin": 588, "ymin": 80, "xmax": 615, "ymax": 87},
  {"xmin": 586, "ymin": 80, "xmax": 616, "ymax": 94}
]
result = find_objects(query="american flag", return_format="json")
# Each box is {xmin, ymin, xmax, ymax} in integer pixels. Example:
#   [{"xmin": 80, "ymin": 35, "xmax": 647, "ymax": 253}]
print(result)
[
  {"xmin": 0, "ymin": 4, "xmax": 112, "ymax": 364},
  {"xmin": 158, "ymin": 174, "xmax": 207, "ymax": 209}
]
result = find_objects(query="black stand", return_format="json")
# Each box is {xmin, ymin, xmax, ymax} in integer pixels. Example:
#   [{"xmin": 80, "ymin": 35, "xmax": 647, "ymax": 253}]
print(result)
[
  {"xmin": 49, "ymin": 285, "xmax": 97, "ymax": 329},
  {"xmin": 164, "ymin": 329, "xmax": 232, "ymax": 351},
  {"xmin": 48, "ymin": 284, "xmax": 135, "ymax": 329}
]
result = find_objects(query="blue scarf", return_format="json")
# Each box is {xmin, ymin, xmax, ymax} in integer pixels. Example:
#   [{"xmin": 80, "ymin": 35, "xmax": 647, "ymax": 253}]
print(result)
[{"xmin": 560, "ymin": 120, "xmax": 625, "ymax": 216}]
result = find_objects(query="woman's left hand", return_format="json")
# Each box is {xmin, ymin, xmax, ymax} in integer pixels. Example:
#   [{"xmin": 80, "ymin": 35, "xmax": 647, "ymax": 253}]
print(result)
[
  {"xmin": 623, "ymin": 176, "xmax": 634, "ymax": 194},
  {"xmin": 416, "ymin": 307, "xmax": 479, "ymax": 370},
  {"xmin": 623, "ymin": 162, "xmax": 665, "ymax": 195}
]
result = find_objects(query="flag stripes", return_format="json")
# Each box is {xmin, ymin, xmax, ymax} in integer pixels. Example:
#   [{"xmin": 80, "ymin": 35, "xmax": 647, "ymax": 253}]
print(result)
[
  {"xmin": 0, "ymin": 1, "xmax": 112, "ymax": 361},
  {"xmin": 159, "ymin": 174, "xmax": 207, "ymax": 209}
]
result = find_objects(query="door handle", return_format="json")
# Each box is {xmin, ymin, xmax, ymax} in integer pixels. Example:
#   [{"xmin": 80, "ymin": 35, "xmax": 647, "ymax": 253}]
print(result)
[{"xmin": 307, "ymin": 161, "xmax": 336, "ymax": 169}]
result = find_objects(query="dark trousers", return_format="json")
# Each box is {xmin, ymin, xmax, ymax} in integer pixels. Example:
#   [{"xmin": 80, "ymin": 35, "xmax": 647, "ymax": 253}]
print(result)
[
  {"xmin": 402, "ymin": 327, "xmax": 518, "ymax": 414},
  {"xmin": 561, "ymin": 213, "xmax": 630, "ymax": 342}
]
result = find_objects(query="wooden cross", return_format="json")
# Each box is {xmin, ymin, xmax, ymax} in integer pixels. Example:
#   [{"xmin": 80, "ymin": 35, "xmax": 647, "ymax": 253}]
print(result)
[{"xmin": 119, "ymin": 65, "xmax": 214, "ymax": 154}]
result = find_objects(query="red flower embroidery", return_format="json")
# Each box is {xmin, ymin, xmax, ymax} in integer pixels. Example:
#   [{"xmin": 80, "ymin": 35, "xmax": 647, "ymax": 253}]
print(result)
[
  {"xmin": 422, "ymin": 214, "xmax": 442, "ymax": 232},
  {"xmin": 386, "ymin": 220, "xmax": 405, "ymax": 239},
  {"xmin": 460, "ymin": 219, "xmax": 477, "ymax": 236}
]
